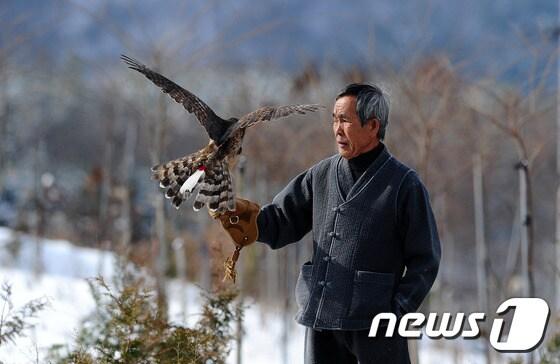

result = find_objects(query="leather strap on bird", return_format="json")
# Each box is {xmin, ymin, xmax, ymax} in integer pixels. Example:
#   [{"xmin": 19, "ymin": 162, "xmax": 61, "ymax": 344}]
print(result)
[{"xmin": 210, "ymin": 198, "xmax": 260, "ymax": 283}]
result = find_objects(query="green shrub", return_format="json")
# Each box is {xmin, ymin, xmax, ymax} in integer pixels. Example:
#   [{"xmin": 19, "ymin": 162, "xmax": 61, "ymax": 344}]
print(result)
[{"xmin": 47, "ymin": 268, "xmax": 241, "ymax": 364}]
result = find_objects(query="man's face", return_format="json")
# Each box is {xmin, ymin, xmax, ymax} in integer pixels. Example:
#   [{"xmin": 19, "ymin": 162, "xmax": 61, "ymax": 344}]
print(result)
[{"xmin": 332, "ymin": 96, "xmax": 379, "ymax": 159}]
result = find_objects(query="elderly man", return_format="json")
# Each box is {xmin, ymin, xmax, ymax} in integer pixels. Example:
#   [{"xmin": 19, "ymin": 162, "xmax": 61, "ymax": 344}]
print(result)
[{"xmin": 215, "ymin": 83, "xmax": 441, "ymax": 363}]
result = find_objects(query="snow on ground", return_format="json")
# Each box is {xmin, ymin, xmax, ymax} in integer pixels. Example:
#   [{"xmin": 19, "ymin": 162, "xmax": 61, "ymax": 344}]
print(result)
[
  {"xmin": 0, "ymin": 268, "xmax": 306, "ymax": 364},
  {"xmin": 0, "ymin": 227, "xmax": 306, "ymax": 364},
  {"xmin": 0, "ymin": 228, "xmax": 523, "ymax": 363}
]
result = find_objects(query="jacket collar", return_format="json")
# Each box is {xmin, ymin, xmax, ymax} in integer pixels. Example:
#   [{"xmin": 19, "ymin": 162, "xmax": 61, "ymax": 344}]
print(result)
[{"xmin": 335, "ymin": 146, "xmax": 393, "ymax": 203}]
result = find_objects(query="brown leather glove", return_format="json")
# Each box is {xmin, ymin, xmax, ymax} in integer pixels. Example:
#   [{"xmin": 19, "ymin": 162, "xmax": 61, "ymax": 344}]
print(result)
[
  {"xmin": 210, "ymin": 198, "xmax": 260, "ymax": 282},
  {"xmin": 211, "ymin": 198, "xmax": 260, "ymax": 247}
]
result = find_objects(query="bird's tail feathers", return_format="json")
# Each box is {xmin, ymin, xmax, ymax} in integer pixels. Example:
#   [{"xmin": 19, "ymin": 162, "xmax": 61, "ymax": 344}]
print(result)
[
  {"xmin": 151, "ymin": 145, "xmax": 233, "ymax": 212},
  {"xmin": 151, "ymin": 153, "xmax": 207, "ymax": 209},
  {"xmin": 193, "ymin": 160, "xmax": 235, "ymax": 213}
]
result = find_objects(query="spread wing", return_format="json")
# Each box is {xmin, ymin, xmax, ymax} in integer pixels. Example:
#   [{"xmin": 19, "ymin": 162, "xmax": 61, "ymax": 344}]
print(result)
[
  {"xmin": 120, "ymin": 54, "xmax": 233, "ymax": 143},
  {"xmin": 231, "ymin": 104, "xmax": 324, "ymax": 135}
]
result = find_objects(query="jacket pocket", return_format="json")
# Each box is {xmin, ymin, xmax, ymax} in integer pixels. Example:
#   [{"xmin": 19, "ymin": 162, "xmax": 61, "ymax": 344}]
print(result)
[
  {"xmin": 295, "ymin": 261, "xmax": 314, "ymax": 310},
  {"xmin": 347, "ymin": 270, "xmax": 395, "ymax": 320}
]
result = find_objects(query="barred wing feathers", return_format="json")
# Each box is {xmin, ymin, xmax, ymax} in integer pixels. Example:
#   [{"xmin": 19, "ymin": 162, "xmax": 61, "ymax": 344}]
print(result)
[
  {"xmin": 121, "ymin": 54, "xmax": 233, "ymax": 143},
  {"xmin": 237, "ymin": 104, "xmax": 323, "ymax": 129}
]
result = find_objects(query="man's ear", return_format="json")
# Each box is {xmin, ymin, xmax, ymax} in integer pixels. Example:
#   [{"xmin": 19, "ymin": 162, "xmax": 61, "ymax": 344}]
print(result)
[{"xmin": 368, "ymin": 118, "xmax": 380, "ymax": 134}]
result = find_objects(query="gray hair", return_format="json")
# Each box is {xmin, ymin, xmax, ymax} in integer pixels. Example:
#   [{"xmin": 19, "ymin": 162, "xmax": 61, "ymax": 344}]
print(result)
[{"xmin": 336, "ymin": 83, "xmax": 390, "ymax": 140}]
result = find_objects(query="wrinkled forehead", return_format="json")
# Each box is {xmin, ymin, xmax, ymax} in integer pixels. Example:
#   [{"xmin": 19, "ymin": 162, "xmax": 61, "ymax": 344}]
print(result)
[{"xmin": 333, "ymin": 95, "xmax": 357, "ymax": 116}]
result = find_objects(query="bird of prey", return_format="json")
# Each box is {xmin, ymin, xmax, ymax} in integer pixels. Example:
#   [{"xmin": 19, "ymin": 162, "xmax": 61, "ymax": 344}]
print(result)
[{"xmin": 121, "ymin": 55, "xmax": 323, "ymax": 213}]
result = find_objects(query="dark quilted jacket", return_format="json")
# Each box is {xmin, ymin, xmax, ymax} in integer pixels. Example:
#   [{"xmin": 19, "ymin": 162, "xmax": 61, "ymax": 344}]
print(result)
[{"xmin": 257, "ymin": 146, "xmax": 441, "ymax": 330}]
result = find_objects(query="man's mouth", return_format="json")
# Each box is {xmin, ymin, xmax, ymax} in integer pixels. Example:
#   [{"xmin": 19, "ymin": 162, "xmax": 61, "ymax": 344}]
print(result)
[{"xmin": 337, "ymin": 140, "xmax": 348, "ymax": 148}]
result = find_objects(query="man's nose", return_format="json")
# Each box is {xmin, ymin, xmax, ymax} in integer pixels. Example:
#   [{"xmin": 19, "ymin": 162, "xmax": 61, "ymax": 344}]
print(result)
[{"xmin": 333, "ymin": 120, "xmax": 343, "ymax": 135}]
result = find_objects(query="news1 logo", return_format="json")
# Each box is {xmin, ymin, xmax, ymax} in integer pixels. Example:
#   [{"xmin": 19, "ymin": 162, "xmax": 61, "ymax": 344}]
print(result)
[{"xmin": 369, "ymin": 298, "xmax": 550, "ymax": 352}]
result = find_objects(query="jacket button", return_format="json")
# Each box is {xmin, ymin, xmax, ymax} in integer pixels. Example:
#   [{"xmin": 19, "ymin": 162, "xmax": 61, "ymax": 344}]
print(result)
[
  {"xmin": 331, "ymin": 207, "xmax": 338, "ymax": 212},
  {"xmin": 318, "ymin": 281, "xmax": 325, "ymax": 287},
  {"xmin": 328, "ymin": 232, "xmax": 337, "ymax": 238},
  {"xmin": 323, "ymin": 256, "xmax": 330, "ymax": 262}
]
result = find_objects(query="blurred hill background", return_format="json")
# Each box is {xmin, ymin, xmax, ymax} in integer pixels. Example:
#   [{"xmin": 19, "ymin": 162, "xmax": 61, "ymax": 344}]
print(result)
[
  {"xmin": 2, "ymin": 0, "xmax": 557, "ymax": 74},
  {"xmin": 0, "ymin": 0, "xmax": 558, "ymax": 363}
]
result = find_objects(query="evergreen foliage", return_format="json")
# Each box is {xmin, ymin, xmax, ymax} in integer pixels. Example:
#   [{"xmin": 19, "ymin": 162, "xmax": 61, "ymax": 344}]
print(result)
[{"xmin": 47, "ymin": 268, "xmax": 241, "ymax": 364}]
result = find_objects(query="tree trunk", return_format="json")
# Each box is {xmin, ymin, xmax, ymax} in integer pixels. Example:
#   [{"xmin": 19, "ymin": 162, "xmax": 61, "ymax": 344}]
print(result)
[
  {"xmin": 151, "ymin": 63, "xmax": 169, "ymax": 316},
  {"xmin": 119, "ymin": 118, "xmax": 137, "ymax": 251},
  {"xmin": 556, "ymin": 0, "xmax": 560, "ymax": 326},
  {"xmin": 99, "ymin": 101, "xmax": 115, "ymax": 245},
  {"xmin": 517, "ymin": 160, "xmax": 534, "ymax": 364},
  {"xmin": 33, "ymin": 141, "xmax": 47, "ymax": 277},
  {"xmin": 234, "ymin": 156, "xmax": 247, "ymax": 364},
  {"xmin": 173, "ymin": 237, "xmax": 188, "ymax": 321},
  {"xmin": 0, "ymin": 99, "xmax": 11, "ymax": 190},
  {"xmin": 473, "ymin": 153, "xmax": 492, "ymax": 364}
]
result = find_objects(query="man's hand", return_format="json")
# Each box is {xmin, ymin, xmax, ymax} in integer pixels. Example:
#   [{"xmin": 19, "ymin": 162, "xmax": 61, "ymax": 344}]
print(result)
[{"xmin": 210, "ymin": 198, "xmax": 260, "ymax": 247}]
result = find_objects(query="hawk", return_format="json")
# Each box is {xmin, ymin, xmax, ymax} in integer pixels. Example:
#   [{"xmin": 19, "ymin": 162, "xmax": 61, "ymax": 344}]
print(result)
[{"xmin": 121, "ymin": 55, "xmax": 323, "ymax": 212}]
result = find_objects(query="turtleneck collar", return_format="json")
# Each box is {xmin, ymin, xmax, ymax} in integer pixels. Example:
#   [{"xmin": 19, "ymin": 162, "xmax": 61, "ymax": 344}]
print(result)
[{"xmin": 347, "ymin": 142, "xmax": 385, "ymax": 182}]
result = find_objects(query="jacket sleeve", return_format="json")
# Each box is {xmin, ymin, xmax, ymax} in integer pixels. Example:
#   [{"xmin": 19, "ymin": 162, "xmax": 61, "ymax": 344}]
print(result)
[
  {"xmin": 393, "ymin": 171, "xmax": 441, "ymax": 316},
  {"xmin": 256, "ymin": 168, "xmax": 313, "ymax": 250}
]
